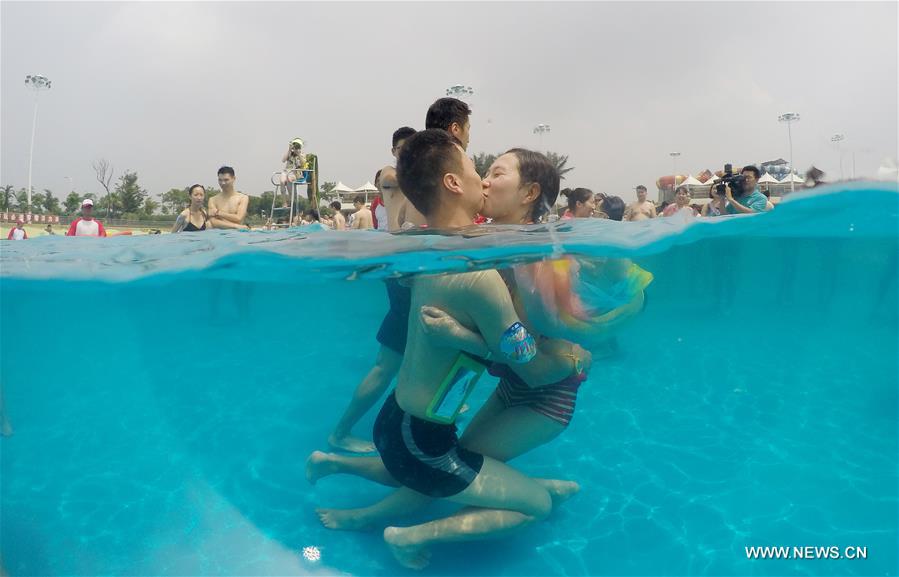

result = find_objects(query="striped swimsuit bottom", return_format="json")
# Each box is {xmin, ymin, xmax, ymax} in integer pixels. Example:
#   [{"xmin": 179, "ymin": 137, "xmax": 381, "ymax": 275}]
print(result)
[{"xmin": 489, "ymin": 363, "xmax": 587, "ymax": 427}]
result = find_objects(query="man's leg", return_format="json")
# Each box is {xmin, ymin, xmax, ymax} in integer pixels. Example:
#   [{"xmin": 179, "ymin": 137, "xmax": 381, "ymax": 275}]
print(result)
[
  {"xmin": 384, "ymin": 457, "xmax": 553, "ymax": 569},
  {"xmin": 329, "ymin": 345, "xmax": 402, "ymax": 452},
  {"xmin": 306, "ymin": 452, "xmax": 398, "ymax": 487}
]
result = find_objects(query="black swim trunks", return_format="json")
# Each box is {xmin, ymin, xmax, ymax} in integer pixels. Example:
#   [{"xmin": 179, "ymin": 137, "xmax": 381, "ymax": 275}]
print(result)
[
  {"xmin": 373, "ymin": 392, "xmax": 484, "ymax": 498},
  {"xmin": 376, "ymin": 279, "xmax": 412, "ymax": 354}
]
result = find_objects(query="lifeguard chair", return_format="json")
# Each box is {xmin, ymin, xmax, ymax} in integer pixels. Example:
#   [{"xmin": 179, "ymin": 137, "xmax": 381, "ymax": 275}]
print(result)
[{"xmin": 269, "ymin": 153, "xmax": 319, "ymax": 228}]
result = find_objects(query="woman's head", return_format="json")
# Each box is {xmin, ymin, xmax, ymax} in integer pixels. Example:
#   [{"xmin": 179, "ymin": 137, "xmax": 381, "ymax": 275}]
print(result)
[
  {"xmin": 481, "ymin": 149, "xmax": 559, "ymax": 224},
  {"xmin": 188, "ymin": 184, "xmax": 206, "ymax": 207},
  {"xmin": 600, "ymin": 196, "xmax": 625, "ymax": 221},
  {"xmin": 561, "ymin": 187, "xmax": 595, "ymax": 217},
  {"xmin": 674, "ymin": 186, "xmax": 690, "ymax": 206}
]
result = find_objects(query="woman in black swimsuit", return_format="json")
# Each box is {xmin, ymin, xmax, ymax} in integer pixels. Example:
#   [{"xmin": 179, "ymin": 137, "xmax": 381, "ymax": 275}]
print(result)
[{"xmin": 172, "ymin": 184, "xmax": 209, "ymax": 232}]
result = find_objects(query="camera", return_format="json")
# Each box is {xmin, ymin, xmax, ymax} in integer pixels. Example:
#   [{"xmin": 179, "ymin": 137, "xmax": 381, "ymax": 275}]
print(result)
[{"xmin": 715, "ymin": 163, "xmax": 746, "ymax": 197}]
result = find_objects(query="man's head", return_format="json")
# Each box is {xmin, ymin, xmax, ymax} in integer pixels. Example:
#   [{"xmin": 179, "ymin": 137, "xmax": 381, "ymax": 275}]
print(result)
[
  {"xmin": 217, "ymin": 166, "xmax": 236, "ymax": 189},
  {"xmin": 636, "ymin": 185, "xmax": 648, "ymax": 202},
  {"xmin": 353, "ymin": 195, "xmax": 366, "ymax": 209},
  {"xmin": 391, "ymin": 126, "xmax": 416, "ymax": 159},
  {"xmin": 425, "ymin": 98, "xmax": 472, "ymax": 151},
  {"xmin": 741, "ymin": 165, "xmax": 760, "ymax": 193},
  {"xmin": 675, "ymin": 186, "xmax": 691, "ymax": 206},
  {"xmin": 329, "ymin": 201, "xmax": 342, "ymax": 212},
  {"xmin": 45, "ymin": 223, "xmax": 52, "ymax": 231},
  {"xmin": 15, "ymin": 218, "xmax": 24, "ymax": 229},
  {"xmin": 396, "ymin": 128, "xmax": 485, "ymax": 218},
  {"xmin": 81, "ymin": 198, "xmax": 94, "ymax": 218}
]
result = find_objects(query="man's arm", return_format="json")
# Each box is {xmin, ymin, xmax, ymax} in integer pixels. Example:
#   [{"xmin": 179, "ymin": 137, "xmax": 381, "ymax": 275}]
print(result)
[
  {"xmin": 725, "ymin": 187, "xmax": 756, "ymax": 214},
  {"xmin": 623, "ymin": 204, "xmax": 633, "ymax": 221},
  {"xmin": 463, "ymin": 271, "xmax": 588, "ymax": 387},
  {"xmin": 98, "ymin": 222, "xmax": 107, "ymax": 237},
  {"xmin": 66, "ymin": 219, "xmax": 78, "ymax": 236},
  {"xmin": 212, "ymin": 195, "xmax": 249, "ymax": 224},
  {"xmin": 650, "ymin": 203, "xmax": 658, "ymax": 218}
]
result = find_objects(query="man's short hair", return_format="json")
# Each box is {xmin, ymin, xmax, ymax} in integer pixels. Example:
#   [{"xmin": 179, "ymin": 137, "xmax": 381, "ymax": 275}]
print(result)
[
  {"xmin": 330, "ymin": 201, "xmax": 342, "ymax": 211},
  {"xmin": 217, "ymin": 166, "xmax": 235, "ymax": 177},
  {"xmin": 425, "ymin": 98, "xmax": 471, "ymax": 131},
  {"xmin": 396, "ymin": 128, "xmax": 463, "ymax": 218},
  {"xmin": 742, "ymin": 165, "xmax": 761, "ymax": 179},
  {"xmin": 353, "ymin": 195, "xmax": 366, "ymax": 205},
  {"xmin": 392, "ymin": 127, "xmax": 416, "ymax": 148},
  {"xmin": 636, "ymin": 185, "xmax": 647, "ymax": 192}
]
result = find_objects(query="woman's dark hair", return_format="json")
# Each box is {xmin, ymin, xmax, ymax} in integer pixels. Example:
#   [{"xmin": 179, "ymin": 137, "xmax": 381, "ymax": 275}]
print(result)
[
  {"xmin": 188, "ymin": 184, "xmax": 205, "ymax": 196},
  {"xmin": 560, "ymin": 187, "xmax": 594, "ymax": 210},
  {"xmin": 329, "ymin": 201, "xmax": 342, "ymax": 211},
  {"xmin": 504, "ymin": 148, "xmax": 560, "ymax": 223},
  {"xmin": 601, "ymin": 196, "xmax": 625, "ymax": 221}
]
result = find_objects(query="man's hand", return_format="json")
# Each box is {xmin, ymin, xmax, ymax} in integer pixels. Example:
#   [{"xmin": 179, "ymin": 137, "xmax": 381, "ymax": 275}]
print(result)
[{"xmin": 725, "ymin": 184, "xmax": 734, "ymax": 201}]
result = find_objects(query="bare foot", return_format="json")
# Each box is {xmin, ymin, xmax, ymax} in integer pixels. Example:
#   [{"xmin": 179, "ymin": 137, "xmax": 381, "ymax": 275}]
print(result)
[
  {"xmin": 536, "ymin": 479, "xmax": 580, "ymax": 505},
  {"xmin": 384, "ymin": 527, "xmax": 431, "ymax": 570},
  {"xmin": 316, "ymin": 508, "xmax": 375, "ymax": 532},
  {"xmin": 328, "ymin": 433, "xmax": 376, "ymax": 454},
  {"xmin": 305, "ymin": 451, "xmax": 339, "ymax": 485}
]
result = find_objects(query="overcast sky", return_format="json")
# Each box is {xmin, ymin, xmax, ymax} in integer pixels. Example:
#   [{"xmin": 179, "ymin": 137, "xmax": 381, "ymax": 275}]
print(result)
[{"xmin": 2, "ymin": 1, "xmax": 896, "ymax": 203}]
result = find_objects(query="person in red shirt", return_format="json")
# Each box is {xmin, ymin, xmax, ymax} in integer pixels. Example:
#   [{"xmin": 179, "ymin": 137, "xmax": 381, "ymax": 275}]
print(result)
[
  {"xmin": 66, "ymin": 199, "xmax": 107, "ymax": 237},
  {"xmin": 6, "ymin": 219, "xmax": 27, "ymax": 240}
]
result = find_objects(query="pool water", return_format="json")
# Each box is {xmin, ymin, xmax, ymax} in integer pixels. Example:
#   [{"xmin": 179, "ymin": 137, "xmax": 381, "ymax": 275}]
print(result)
[{"xmin": 1, "ymin": 183, "xmax": 897, "ymax": 576}]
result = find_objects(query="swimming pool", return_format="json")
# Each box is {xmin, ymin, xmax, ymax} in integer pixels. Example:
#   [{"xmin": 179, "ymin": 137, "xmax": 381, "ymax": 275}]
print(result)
[{"xmin": 1, "ymin": 182, "xmax": 897, "ymax": 576}]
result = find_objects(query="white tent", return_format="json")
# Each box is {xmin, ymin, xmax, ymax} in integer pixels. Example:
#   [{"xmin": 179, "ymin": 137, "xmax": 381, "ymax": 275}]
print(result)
[
  {"xmin": 779, "ymin": 173, "xmax": 804, "ymax": 183},
  {"xmin": 758, "ymin": 172, "xmax": 780, "ymax": 184},
  {"xmin": 354, "ymin": 181, "xmax": 378, "ymax": 192},
  {"xmin": 333, "ymin": 181, "xmax": 355, "ymax": 193}
]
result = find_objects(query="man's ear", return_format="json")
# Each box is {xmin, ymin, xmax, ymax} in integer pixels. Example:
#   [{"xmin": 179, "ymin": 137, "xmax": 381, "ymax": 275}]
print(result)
[
  {"xmin": 449, "ymin": 122, "xmax": 461, "ymax": 139},
  {"xmin": 443, "ymin": 172, "xmax": 464, "ymax": 196}
]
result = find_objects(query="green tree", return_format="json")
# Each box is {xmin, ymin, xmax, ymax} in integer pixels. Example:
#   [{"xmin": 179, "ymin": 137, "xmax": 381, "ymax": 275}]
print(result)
[
  {"xmin": 143, "ymin": 198, "xmax": 159, "ymax": 216},
  {"xmin": 247, "ymin": 191, "xmax": 276, "ymax": 221},
  {"xmin": 41, "ymin": 189, "xmax": 61, "ymax": 214},
  {"xmin": 545, "ymin": 151, "xmax": 574, "ymax": 180},
  {"xmin": 114, "ymin": 171, "xmax": 148, "ymax": 215},
  {"xmin": 320, "ymin": 181, "xmax": 336, "ymax": 198},
  {"xmin": 14, "ymin": 187, "xmax": 31, "ymax": 211},
  {"xmin": 161, "ymin": 188, "xmax": 189, "ymax": 214},
  {"xmin": 0, "ymin": 185, "xmax": 13, "ymax": 211},
  {"xmin": 63, "ymin": 192, "xmax": 82, "ymax": 215},
  {"xmin": 95, "ymin": 192, "xmax": 121, "ymax": 218},
  {"xmin": 472, "ymin": 152, "xmax": 499, "ymax": 178}
]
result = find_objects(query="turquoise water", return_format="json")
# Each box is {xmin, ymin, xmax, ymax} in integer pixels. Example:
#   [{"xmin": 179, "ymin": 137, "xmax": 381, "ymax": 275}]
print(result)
[{"xmin": 1, "ymin": 183, "xmax": 897, "ymax": 576}]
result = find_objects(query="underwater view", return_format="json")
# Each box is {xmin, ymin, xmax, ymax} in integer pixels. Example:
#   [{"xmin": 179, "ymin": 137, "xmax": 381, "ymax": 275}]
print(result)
[{"xmin": 1, "ymin": 183, "xmax": 897, "ymax": 576}]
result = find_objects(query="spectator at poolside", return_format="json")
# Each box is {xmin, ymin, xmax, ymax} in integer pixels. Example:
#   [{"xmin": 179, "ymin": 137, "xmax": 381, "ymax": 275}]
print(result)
[
  {"xmin": 560, "ymin": 187, "xmax": 596, "ymax": 218},
  {"xmin": 66, "ymin": 199, "xmax": 107, "ymax": 236},
  {"xmin": 330, "ymin": 201, "xmax": 347, "ymax": 230},
  {"xmin": 208, "ymin": 166, "xmax": 249, "ymax": 229},
  {"xmin": 350, "ymin": 195, "xmax": 373, "ymax": 229},
  {"xmin": 702, "ymin": 185, "xmax": 727, "ymax": 217},
  {"xmin": 44, "ymin": 223, "xmax": 55, "ymax": 235},
  {"xmin": 662, "ymin": 187, "xmax": 698, "ymax": 217},
  {"xmin": 725, "ymin": 165, "xmax": 769, "ymax": 214},
  {"xmin": 172, "ymin": 184, "xmax": 209, "ymax": 232},
  {"xmin": 624, "ymin": 185, "xmax": 657, "ymax": 221},
  {"xmin": 6, "ymin": 219, "xmax": 27, "ymax": 240},
  {"xmin": 600, "ymin": 195, "xmax": 626, "ymax": 221}
]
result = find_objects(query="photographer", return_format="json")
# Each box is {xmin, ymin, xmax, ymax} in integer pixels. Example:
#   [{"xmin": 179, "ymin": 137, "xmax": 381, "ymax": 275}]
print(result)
[{"xmin": 725, "ymin": 165, "xmax": 769, "ymax": 214}]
